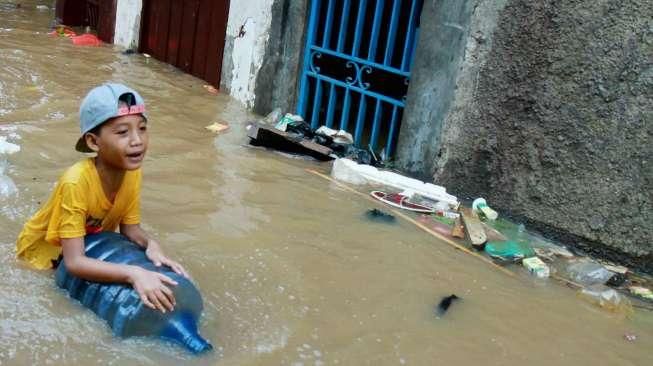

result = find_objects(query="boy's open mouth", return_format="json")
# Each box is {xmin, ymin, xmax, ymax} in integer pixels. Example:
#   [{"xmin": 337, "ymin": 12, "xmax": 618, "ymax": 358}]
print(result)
[{"xmin": 126, "ymin": 151, "xmax": 144, "ymax": 161}]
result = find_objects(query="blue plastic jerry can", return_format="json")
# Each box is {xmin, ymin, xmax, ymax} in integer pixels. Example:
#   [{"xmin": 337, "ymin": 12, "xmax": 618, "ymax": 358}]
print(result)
[{"xmin": 55, "ymin": 232, "xmax": 212, "ymax": 354}]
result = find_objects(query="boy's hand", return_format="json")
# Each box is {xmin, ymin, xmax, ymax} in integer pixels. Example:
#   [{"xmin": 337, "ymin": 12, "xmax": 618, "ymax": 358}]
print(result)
[
  {"xmin": 128, "ymin": 267, "xmax": 178, "ymax": 313},
  {"xmin": 145, "ymin": 239, "xmax": 190, "ymax": 278}
]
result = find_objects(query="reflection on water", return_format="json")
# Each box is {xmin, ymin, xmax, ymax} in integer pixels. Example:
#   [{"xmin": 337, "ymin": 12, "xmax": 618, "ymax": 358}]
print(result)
[{"xmin": 1, "ymin": 1, "xmax": 652, "ymax": 365}]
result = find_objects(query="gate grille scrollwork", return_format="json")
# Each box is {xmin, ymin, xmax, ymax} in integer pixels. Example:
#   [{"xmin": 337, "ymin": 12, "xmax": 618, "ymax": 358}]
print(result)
[{"xmin": 297, "ymin": 0, "xmax": 423, "ymax": 156}]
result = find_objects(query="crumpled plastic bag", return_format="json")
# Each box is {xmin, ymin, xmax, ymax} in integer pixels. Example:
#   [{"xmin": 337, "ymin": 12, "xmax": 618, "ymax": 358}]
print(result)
[
  {"xmin": 579, "ymin": 284, "xmax": 633, "ymax": 314},
  {"xmin": 566, "ymin": 260, "xmax": 614, "ymax": 286},
  {"xmin": 315, "ymin": 126, "xmax": 354, "ymax": 145},
  {"xmin": 275, "ymin": 113, "xmax": 304, "ymax": 132}
]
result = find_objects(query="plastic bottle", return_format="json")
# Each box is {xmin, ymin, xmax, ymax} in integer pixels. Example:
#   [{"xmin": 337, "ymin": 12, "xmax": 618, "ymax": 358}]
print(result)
[
  {"xmin": 578, "ymin": 284, "xmax": 633, "ymax": 314},
  {"xmin": 566, "ymin": 259, "xmax": 614, "ymax": 286},
  {"xmin": 55, "ymin": 232, "xmax": 212, "ymax": 354},
  {"xmin": 472, "ymin": 198, "xmax": 498, "ymax": 220}
]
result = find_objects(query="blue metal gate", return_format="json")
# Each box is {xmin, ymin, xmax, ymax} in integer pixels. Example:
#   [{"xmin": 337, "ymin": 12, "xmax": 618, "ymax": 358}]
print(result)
[{"xmin": 297, "ymin": 0, "xmax": 423, "ymax": 156}]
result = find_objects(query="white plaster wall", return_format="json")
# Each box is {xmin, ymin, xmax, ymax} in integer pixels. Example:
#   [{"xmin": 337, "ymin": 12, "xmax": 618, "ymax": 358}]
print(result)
[
  {"xmin": 225, "ymin": 0, "xmax": 274, "ymax": 107},
  {"xmin": 114, "ymin": 0, "xmax": 143, "ymax": 49}
]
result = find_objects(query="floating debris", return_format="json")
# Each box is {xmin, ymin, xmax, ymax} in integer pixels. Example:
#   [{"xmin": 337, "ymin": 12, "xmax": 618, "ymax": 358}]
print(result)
[
  {"xmin": 205, "ymin": 122, "xmax": 229, "ymax": 134},
  {"xmin": 472, "ymin": 197, "xmax": 498, "ymax": 220},
  {"xmin": 436, "ymin": 294, "xmax": 460, "ymax": 317},
  {"xmin": 523, "ymin": 257, "xmax": 550, "ymax": 278},
  {"xmin": 365, "ymin": 208, "xmax": 396, "ymax": 224},
  {"xmin": 624, "ymin": 332, "xmax": 637, "ymax": 342},
  {"xmin": 629, "ymin": 286, "xmax": 653, "ymax": 301},
  {"xmin": 203, "ymin": 84, "xmax": 219, "ymax": 94}
]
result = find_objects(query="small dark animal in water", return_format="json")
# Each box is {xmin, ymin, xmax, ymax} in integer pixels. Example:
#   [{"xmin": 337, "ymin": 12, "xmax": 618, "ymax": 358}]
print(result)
[
  {"xmin": 365, "ymin": 208, "xmax": 396, "ymax": 223},
  {"xmin": 436, "ymin": 294, "xmax": 460, "ymax": 317}
]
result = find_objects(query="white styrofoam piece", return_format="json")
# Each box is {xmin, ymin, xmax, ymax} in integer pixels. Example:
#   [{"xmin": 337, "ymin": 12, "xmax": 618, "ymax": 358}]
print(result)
[{"xmin": 331, "ymin": 158, "xmax": 458, "ymax": 205}]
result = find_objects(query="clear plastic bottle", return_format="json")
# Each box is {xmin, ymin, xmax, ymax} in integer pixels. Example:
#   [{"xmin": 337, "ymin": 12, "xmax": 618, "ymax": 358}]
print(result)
[
  {"xmin": 578, "ymin": 284, "xmax": 633, "ymax": 315},
  {"xmin": 55, "ymin": 232, "xmax": 212, "ymax": 353}
]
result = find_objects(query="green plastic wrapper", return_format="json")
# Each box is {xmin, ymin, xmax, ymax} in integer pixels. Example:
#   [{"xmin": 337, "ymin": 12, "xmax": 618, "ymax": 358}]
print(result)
[{"xmin": 485, "ymin": 240, "xmax": 535, "ymax": 261}]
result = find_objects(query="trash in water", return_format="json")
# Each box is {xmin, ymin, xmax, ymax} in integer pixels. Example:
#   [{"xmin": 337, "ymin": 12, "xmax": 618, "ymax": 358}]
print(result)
[
  {"xmin": 629, "ymin": 286, "xmax": 653, "ymax": 301},
  {"xmin": 459, "ymin": 207, "xmax": 487, "ymax": 250},
  {"xmin": 522, "ymin": 257, "xmax": 550, "ymax": 278},
  {"xmin": 578, "ymin": 284, "xmax": 633, "ymax": 314},
  {"xmin": 365, "ymin": 208, "xmax": 396, "ymax": 224},
  {"xmin": 205, "ymin": 122, "xmax": 229, "ymax": 134},
  {"xmin": 605, "ymin": 273, "xmax": 627, "ymax": 287},
  {"xmin": 472, "ymin": 197, "xmax": 498, "ymax": 220},
  {"xmin": 71, "ymin": 34, "xmax": 102, "ymax": 46},
  {"xmin": 435, "ymin": 204, "xmax": 460, "ymax": 219},
  {"xmin": 603, "ymin": 263, "xmax": 628, "ymax": 275},
  {"xmin": 331, "ymin": 157, "xmax": 369, "ymax": 185},
  {"xmin": 275, "ymin": 113, "xmax": 305, "ymax": 132},
  {"xmin": 451, "ymin": 216, "xmax": 465, "ymax": 239},
  {"xmin": 203, "ymin": 84, "xmax": 218, "ymax": 94},
  {"xmin": 566, "ymin": 259, "xmax": 614, "ymax": 286},
  {"xmin": 248, "ymin": 122, "xmax": 334, "ymax": 161},
  {"xmin": 370, "ymin": 191, "xmax": 436, "ymax": 214},
  {"xmin": 485, "ymin": 240, "xmax": 534, "ymax": 262},
  {"xmin": 36, "ymin": 5, "xmax": 49, "ymax": 11},
  {"xmin": 330, "ymin": 158, "xmax": 458, "ymax": 205},
  {"xmin": 533, "ymin": 247, "xmax": 572, "ymax": 262},
  {"xmin": 436, "ymin": 294, "xmax": 460, "ymax": 317},
  {"xmin": 315, "ymin": 126, "xmax": 354, "ymax": 145},
  {"xmin": 624, "ymin": 332, "xmax": 637, "ymax": 342},
  {"xmin": 48, "ymin": 25, "xmax": 76, "ymax": 38}
]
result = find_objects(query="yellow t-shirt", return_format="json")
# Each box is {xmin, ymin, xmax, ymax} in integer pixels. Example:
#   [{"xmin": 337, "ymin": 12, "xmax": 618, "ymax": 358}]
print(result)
[{"xmin": 16, "ymin": 158, "xmax": 141, "ymax": 269}]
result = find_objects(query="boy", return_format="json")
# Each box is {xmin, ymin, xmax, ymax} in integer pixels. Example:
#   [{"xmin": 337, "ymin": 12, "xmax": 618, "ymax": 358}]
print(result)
[{"xmin": 16, "ymin": 83, "xmax": 187, "ymax": 314}]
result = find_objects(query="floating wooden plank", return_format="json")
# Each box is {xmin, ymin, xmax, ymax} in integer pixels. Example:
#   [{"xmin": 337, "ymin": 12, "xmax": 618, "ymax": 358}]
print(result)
[
  {"xmin": 451, "ymin": 216, "xmax": 465, "ymax": 239},
  {"xmin": 248, "ymin": 123, "xmax": 334, "ymax": 161},
  {"xmin": 459, "ymin": 206, "xmax": 487, "ymax": 248}
]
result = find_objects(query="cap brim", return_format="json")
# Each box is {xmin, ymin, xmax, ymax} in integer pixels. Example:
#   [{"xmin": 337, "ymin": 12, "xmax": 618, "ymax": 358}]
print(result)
[{"xmin": 75, "ymin": 136, "xmax": 93, "ymax": 153}]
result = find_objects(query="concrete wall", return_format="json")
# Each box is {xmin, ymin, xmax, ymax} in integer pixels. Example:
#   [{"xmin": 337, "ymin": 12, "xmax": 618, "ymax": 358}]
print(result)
[
  {"xmin": 396, "ymin": 0, "xmax": 476, "ymax": 180},
  {"xmin": 252, "ymin": 0, "xmax": 308, "ymax": 116},
  {"xmin": 113, "ymin": 0, "xmax": 142, "ymax": 50},
  {"xmin": 220, "ymin": 0, "xmax": 275, "ymax": 108},
  {"xmin": 396, "ymin": 0, "xmax": 652, "ymax": 273}
]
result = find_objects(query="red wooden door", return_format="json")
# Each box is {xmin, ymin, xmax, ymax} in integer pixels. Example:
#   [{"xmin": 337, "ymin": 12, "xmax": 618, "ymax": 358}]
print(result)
[
  {"xmin": 140, "ymin": 0, "xmax": 230, "ymax": 88},
  {"xmin": 55, "ymin": 0, "xmax": 116, "ymax": 43}
]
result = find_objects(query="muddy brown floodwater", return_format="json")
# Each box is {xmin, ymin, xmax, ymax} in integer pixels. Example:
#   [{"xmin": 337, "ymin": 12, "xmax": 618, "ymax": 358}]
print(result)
[{"xmin": 1, "ymin": 2, "xmax": 652, "ymax": 365}]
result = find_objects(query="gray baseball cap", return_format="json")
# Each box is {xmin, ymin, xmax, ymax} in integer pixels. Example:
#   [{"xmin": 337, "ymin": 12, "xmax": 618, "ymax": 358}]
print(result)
[{"xmin": 76, "ymin": 83, "xmax": 147, "ymax": 152}]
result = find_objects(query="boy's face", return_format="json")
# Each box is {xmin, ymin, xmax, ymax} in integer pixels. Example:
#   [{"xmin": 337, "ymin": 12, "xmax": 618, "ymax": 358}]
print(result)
[{"xmin": 86, "ymin": 114, "xmax": 148, "ymax": 171}]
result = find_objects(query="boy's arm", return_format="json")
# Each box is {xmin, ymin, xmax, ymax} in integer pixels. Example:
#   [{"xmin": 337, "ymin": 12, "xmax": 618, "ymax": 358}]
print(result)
[
  {"xmin": 120, "ymin": 224, "xmax": 189, "ymax": 278},
  {"xmin": 61, "ymin": 236, "xmax": 177, "ymax": 313}
]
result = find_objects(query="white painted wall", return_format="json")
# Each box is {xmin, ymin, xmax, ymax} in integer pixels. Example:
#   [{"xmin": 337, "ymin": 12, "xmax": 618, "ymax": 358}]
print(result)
[
  {"xmin": 113, "ymin": 0, "xmax": 273, "ymax": 108},
  {"xmin": 114, "ymin": 0, "xmax": 143, "ymax": 50},
  {"xmin": 224, "ymin": 0, "xmax": 274, "ymax": 107}
]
